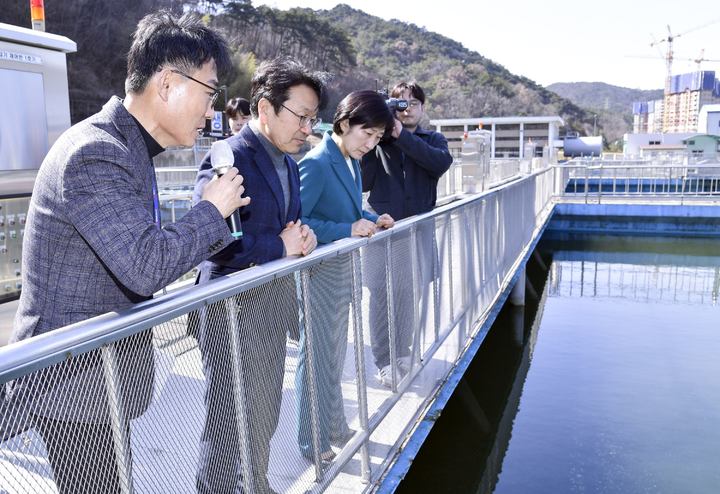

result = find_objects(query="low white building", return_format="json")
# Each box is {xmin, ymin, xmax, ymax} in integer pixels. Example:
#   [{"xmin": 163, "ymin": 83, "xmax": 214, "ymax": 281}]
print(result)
[
  {"xmin": 698, "ymin": 104, "xmax": 720, "ymax": 135},
  {"xmin": 623, "ymin": 132, "xmax": 694, "ymax": 158},
  {"xmin": 683, "ymin": 134, "xmax": 720, "ymax": 159},
  {"xmin": 429, "ymin": 116, "xmax": 564, "ymax": 159}
]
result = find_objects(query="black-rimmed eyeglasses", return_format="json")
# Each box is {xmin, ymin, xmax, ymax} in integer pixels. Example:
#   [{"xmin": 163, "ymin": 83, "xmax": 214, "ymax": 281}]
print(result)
[
  {"xmin": 281, "ymin": 103, "xmax": 322, "ymax": 130},
  {"xmin": 171, "ymin": 69, "xmax": 225, "ymax": 106}
]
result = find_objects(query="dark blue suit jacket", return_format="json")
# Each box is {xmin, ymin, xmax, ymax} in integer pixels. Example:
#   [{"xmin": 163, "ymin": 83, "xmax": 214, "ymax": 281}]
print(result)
[
  {"xmin": 193, "ymin": 124, "xmax": 301, "ymax": 280},
  {"xmin": 360, "ymin": 126, "xmax": 453, "ymax": 220}
]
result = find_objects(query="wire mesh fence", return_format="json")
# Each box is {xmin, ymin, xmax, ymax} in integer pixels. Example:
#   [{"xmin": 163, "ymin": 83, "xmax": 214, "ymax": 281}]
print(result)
[{"xmin": 0, "ymin": 168, "xmax": 556, "ymax": 493}]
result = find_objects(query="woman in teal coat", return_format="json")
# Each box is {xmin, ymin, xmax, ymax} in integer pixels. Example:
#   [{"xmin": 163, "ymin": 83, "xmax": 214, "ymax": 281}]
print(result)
[{"xmin": 296, "ymin": 90, "xmax": 395, "ymax": 463}]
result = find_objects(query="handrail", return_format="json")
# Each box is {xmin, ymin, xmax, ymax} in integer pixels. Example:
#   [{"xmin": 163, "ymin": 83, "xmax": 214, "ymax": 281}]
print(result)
[
  {"xmin": 1, "ymin": 164, "xmax": 557, "ymax": 494},
  {"xmin": 0, "ymin": 180, "xmax": 511, "ymax": 381}
]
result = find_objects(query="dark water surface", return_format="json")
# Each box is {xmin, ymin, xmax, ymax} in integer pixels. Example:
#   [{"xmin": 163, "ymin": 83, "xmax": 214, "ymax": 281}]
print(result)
[{"xmin": 398, "ymin": 234, "xmax": 720, "ymax": 494}]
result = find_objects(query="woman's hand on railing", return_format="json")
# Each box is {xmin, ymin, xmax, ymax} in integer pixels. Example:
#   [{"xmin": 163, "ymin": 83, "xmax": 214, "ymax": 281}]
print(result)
[
  {"xmin": 352, "ymin": 218, "xmax": 378, "ymax": 238},
  {"xmin": 376, "ymin": 214, "xmax": 395, "ymax": 230}
]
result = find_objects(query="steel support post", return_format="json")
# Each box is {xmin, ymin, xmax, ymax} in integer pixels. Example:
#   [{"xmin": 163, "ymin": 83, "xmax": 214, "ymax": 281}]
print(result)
[
  {"xmin": 100, "ymin": 344, "xmax": 134, "ymax": 494},
  {"xmin": 350, "ymin": 251, "xmax": 371, "ymax": 482},
  {"xmin": 297, "ymin": 271, "xmax": 325, "ymax": 481}
]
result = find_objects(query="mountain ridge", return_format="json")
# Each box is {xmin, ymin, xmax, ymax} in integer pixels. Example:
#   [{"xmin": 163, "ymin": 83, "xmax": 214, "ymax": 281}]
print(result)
[
  {"xmin": 1, "ymin": 0, "xmax": 654, "ymax": 149},
  {"xmin": 546, "ymin": 81, "xmax": 663, "ymax": 114}
]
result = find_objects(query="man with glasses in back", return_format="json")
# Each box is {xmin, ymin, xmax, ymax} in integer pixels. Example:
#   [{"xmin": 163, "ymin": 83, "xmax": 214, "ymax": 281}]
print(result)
[
  {"xmin": 361, "ymin": 81, "xmax": 453, "ymax": 388},
  {"xmin": 9, "ymin": 11, "xmax": 248, "ymax": 493},
  {"xmin": 193, "ymin": 56, "xmax": 324, "ymax": 494}
]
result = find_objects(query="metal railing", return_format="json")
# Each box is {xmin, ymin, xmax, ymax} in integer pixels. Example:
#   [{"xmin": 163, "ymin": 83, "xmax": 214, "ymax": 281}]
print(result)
[
  {"xmin": 558, "ymin": 160, "xmax": 720, "ymax": 204},
  {"xmin": 0, "ymin": 164, "xmax": 556, "ymax": 493},
  {"xmin": 157, "ymin": 156, "xmax": 533, "ymax": 224},
  {"xmin": 436, "ymin": 157, "xmax": 540, "ymax": 200},
  {"xmin": 6, "ymin": 151, "xmax": 719, "ymax": 493}
]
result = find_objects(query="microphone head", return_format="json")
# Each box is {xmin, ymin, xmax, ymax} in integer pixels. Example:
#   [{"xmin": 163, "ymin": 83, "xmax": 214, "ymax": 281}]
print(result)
[{"xmin": 210, "ymin": 139, "xmax": 235, "ymax": 175}]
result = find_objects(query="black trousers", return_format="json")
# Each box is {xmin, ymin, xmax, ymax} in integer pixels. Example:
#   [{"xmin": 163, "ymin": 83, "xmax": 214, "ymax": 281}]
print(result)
[{"xmin": 34, "ymin": 414, "xmax": 130, "ymax": 494}]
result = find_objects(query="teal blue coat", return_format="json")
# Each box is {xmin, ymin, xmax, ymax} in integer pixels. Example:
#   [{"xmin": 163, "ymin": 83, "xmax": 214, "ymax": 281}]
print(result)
[{"xmin": 299, "ymin": 132, "xmax": 378, "ymax": 244}]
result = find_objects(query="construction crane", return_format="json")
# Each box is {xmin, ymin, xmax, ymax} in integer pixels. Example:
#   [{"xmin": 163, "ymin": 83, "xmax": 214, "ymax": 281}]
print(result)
[
  {"xmin": 689, "ymin": 49, "xmax": 720, "ymax": 71},
  {"xmin": 629, "ymin": 48, "xmax": 720, "ymax": 74},
  {"xmin": 650, "ymin": 25, "xmax": 678, "ymax": 93},
  {"xmin": 650, "ymin": 19, "xmax": 720, "ymax": 93}
]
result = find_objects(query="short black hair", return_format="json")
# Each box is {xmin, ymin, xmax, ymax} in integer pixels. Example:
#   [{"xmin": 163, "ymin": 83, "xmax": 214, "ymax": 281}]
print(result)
[
  {"xmin": 391, "ymin": 81, "xmax": 425, "ymax": 105},
  {"xmin": 225, "ymin": 97, "xmax": 251, "ymax": 119},
  {"xmin": 333, "ymin": 90, "xmax": 394, "ymax": 136},
  {"xmin": 125, "ymin": 11, "xmax": 232, "ymax": 94},
  {"xmin": 250, "ymin": 56, "xmax": 328, "ymax": 117}
]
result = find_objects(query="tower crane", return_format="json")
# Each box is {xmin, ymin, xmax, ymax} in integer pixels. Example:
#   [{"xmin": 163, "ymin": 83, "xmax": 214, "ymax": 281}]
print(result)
[
  {"xmin": 689, "ymin": 49, "xmax": 720, "ymax": 71},
  {"xmin": 650, "ymin": 19, "xmax": 720, "ymax": 93}
]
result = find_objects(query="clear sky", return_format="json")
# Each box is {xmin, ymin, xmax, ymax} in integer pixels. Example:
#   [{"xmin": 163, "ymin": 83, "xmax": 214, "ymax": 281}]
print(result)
[{"xmin": 254, "ymin": 0, "xmax": 720, "ymax": 90}]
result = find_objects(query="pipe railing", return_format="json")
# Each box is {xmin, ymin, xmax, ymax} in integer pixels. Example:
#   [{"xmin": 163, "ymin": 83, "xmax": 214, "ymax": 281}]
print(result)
[{"xmin": 557, "ymin": 161, "xmax": 720, "ymax": 204}]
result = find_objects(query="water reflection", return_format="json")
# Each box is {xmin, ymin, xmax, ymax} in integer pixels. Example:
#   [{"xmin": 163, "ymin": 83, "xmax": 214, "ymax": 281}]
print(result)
[
  {"xmin": 544, "ymin": 234, "xmax": 720, "ymax": 305},
  {"xmin": 398, "ymin": 233, "xmax": 720, "ymax": 494}
]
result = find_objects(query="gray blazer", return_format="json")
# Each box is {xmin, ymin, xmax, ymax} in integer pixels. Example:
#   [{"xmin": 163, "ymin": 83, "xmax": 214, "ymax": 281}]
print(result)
[{"xmin": 9, "ymin": 97, "xmax": 234, "ymax": 422}]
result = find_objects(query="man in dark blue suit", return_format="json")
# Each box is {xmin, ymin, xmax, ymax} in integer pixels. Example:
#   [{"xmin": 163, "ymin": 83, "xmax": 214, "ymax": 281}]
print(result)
[
  {"xmin": 193, "ymin": 56, "xmax": 325, "ymax": 494},
  {"xmin": 361, "ymin": 82, "xmax": 453, "ymax": 387}
]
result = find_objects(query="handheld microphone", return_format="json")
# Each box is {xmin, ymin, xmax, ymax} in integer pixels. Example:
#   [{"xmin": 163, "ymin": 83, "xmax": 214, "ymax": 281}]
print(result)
[{"xmin": 210, "ymin": 139, "xmax": 243, "ymax": 238}]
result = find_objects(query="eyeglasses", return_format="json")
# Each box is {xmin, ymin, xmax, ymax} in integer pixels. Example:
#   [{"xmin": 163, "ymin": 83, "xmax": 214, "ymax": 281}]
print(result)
[
  {"xmin": 170, "ymin": 69, "xmax": 225, "ymax": 106},
  {"xmin": 407, "ymin": 100, "xmax": 422, "ymax": 109},
  {"xmin": 281, "ymin": 103, "xmax": 321, "ymax": 130}
]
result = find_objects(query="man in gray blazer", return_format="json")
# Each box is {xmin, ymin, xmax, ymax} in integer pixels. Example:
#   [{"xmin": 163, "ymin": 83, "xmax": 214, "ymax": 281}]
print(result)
[{"xmin": 9, "ymin": 11, "xmax": 248, "ymax": 493}]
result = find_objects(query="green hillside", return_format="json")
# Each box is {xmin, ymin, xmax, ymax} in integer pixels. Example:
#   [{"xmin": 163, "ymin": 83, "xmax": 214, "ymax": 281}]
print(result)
[
  {"xmin": 311, "ymin": 5, "xmax": 595, "ymax": 133},
  {"xmin": 546, "ymin": 82, "xmax": 663, "ymax": 114},
  {"xmin": 3, "ymin": 0, "xmax": 608, "ymax": 139},
  {"xmin": 546, "ymin": 82, "xmax": 664, "ymax": 148}
]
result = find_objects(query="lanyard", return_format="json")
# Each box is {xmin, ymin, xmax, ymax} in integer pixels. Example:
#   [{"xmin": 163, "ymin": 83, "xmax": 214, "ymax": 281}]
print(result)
[
  {"xmin": 150, "ymin": 167, "xmax": 168, "ymax": 296},
  {"xmin": 150, "ymin": 168, "xmax": 161, "ymax": 228}
]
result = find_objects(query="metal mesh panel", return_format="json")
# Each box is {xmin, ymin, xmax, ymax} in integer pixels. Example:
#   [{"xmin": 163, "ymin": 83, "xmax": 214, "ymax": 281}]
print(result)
[
  {"xmin": 460, "ymin": 203, "xmax": 477, "ymax": 322},
  {"xmin": 129, "ymin": 317, "xmax": 205, "ymax": 492},
  {"xmin": 413, "ymin": 219, "xmax": 440, "ymax": 359},
  {"xmin": 498, "ymin": 187, "xmax": 515, "ymax": 273},
  {"xmin": 359, "ymin": 231, "xmax": 418, "ymax": 389},
  {"xmin": 388, "ymin": 230, "xmax": 417, "ymax": 387},
  {"xmin": 1, "ymin": 168, "xmax": 559, "ymax": 493},
  {"xmin": 435, "ymin": 213, "xmax": 453, "ymax": 337},
  {"xmin": 449, "ymin": 210, "xmax": 464, "ymax": 324},
  {"xmin": 458, "ymin": 205, "xmax": 481, "ymax": 327},
  {"xmin": 483, "ymin": 196, "xmax": 501, "ymax": 301},
  {"xmin": 0, "ymin": 329, "xmax": 155, "ymax": 493},
  {"xmin": 192, "ymin": 274, "xmax": 314, "ymax": 494},
  {"xmin": 292, "ymin": 257, "xmax": 364, "ymax": 487}
]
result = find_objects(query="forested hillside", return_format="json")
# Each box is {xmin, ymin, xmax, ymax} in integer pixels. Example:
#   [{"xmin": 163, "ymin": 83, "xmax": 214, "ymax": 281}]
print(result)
[
  {"xmin": 547, "ymin": 82, "xmax": 663, "ymax": 115},
  {"xmin": 1, "ymin": 0, "xmax": 185, "ymax": 119},
  {"xmin": 547, "ymin": 82, "xmax": 663, "ymax": 146},
  {"xmin": 313, "ymin": 5, "xmax": 593, "ymax": 129},
  {"xmin": 3, "ymin": 0, "xmax": 606, "ymax": 141}
]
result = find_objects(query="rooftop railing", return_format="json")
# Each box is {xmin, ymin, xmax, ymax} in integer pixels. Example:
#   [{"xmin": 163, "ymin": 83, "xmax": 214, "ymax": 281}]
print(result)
[{"xmin": 558, "ymin": 159, "xmax": 720, "ymax": 204}]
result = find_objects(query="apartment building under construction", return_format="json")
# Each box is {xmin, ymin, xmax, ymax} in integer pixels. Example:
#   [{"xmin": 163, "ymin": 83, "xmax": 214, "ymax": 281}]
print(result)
[{"xmin": 633, "ymin": 70, "xmax": 720, "ymax": 134}]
